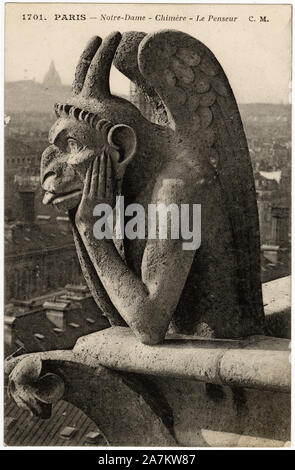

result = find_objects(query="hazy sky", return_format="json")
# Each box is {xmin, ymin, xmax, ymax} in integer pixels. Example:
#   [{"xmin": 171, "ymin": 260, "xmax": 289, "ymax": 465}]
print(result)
[{"xmin": 5, "ymin": 3, "xmax": 291, "ymax": 103}]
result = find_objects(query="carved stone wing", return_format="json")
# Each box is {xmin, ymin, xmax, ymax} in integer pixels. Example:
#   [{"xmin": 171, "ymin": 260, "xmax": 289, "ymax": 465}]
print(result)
[
  {"xmin": 137, "ymin": 30, "xmax": 264, "ymax": 327},
  {"xmin": 114, "ymin": 31, "xmax": 168, "ymax": 124}
]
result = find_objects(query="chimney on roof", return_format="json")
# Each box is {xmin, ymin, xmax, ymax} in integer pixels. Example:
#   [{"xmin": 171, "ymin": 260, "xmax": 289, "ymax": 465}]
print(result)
[
  {"xmin": 4, "ymin": 316, "xmax": 16, "ymax": 349},
  {"xmin": 43, "ymin": 300, "xmax": 71, "ymax": 330}
]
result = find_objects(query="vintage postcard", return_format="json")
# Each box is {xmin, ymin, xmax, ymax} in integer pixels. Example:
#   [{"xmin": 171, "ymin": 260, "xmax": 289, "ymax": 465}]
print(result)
[{"xmin": 3, "ymin": 2, "xmax": 292, "ymax": 450}]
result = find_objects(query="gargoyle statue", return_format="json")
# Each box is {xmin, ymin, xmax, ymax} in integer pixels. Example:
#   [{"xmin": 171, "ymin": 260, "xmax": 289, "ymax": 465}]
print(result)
[{"xmin": 40, "ymin": 30, "xmax": 265, "ymax": 344}]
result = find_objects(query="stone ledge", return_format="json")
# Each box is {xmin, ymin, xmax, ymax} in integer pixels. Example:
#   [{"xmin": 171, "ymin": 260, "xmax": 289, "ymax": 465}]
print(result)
[
  {"xmin": 263, "ymin": 275, "xmax": 290, "ymax": 317},
  {"xmin": 263, "ymin": 276, "xmax": 291, "ymax": 338},
  {"xmin": 74, "ymin": 327, "xmax": 291, "ymax": 393}
]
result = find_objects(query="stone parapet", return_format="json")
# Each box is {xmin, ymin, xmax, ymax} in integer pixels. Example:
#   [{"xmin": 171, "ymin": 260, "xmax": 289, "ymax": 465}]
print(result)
[
  {"xmin": 74, "ymin": 327, "xmax": 290, "ymax": 393},
  {"xmin": 263, "ymin": 275, "xmax": 291, "ymax": 338},
  {"xmin": 4, "ymin": 275, "xmax": 291, "ymax": 447}
]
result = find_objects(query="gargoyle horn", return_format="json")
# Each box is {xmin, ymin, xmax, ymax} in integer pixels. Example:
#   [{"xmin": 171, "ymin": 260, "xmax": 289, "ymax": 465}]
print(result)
[
  {"xmin": 72, "ymin": 36, "xmax": 102, "ymax": 95},
  {"xmin": 73, "ymin": 32, "xmax": 122, "ymax": 99}
]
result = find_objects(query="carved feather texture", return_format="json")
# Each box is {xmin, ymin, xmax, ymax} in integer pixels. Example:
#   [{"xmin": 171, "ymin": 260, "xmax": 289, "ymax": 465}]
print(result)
[{"xmin": 136, "ymin": 30, "xmax": 264, "ymax": 325}]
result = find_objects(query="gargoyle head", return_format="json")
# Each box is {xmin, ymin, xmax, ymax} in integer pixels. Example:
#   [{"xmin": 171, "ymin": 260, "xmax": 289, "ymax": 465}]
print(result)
[
  {"xmin": 7, "ymin": 356, "xmax": 65, "ymax": 419},
  {"xmin": 41, "ymin": 32, "xmax": 141, "ymax": 211}
]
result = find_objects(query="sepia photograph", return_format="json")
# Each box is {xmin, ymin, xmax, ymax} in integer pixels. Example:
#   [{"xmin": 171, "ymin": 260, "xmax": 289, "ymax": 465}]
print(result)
[{"xmin": 2, "ymin": 2, "xmax": 292, "ymax": 450}]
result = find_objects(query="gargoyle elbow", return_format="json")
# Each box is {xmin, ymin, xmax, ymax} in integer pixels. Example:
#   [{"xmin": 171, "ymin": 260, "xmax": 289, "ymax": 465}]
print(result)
[{"xmin": 135, "ymin": 329, "xmax": 166, "ymax": 346}]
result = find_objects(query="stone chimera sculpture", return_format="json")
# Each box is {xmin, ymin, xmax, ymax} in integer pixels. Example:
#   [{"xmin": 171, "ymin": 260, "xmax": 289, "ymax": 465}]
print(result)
[
  {"xmin": 40, "ymin": 30, "xmax": 265, "ymax": 342},
  {"xmin": 5, "ymin": 31, "xmax": 267, "ymax": 444}
]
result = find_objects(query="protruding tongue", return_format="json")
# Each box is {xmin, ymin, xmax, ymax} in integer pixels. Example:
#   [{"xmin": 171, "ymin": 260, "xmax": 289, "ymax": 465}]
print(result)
[{"xmin": 43, "ymin": 192, "xmax": 56, "ymax": 205}]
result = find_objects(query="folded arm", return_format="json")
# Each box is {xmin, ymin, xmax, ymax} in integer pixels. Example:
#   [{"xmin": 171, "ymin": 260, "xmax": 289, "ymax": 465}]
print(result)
[{"xmin": 75, "ymin": 159, "xmax": 197, "ymax": 344}]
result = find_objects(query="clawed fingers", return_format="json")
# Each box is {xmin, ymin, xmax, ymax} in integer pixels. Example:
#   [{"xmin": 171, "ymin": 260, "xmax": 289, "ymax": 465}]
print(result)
[
  {"xmin": 81, "ymin": 153, "xmax": 114, "ymax": 206},
  {"xmin": 89, "ymin": 156, "xmax": 99, "ymax": 197},
  {"xmin": 98, "ymin": 152, "xmax": 106, "ymax": 199},
  {"xmin": 83, "ymin": 161, "xmax": 93, "ymax": 196},
  {"xmin": 105, "ymin": 154, "xmax": 114, "ymax": 201}
]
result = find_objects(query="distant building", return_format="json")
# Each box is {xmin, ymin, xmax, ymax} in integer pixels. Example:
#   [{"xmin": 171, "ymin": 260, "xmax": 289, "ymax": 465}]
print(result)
[
  {"xmin": 4, "ymin": 62, "xmax": 82, "ymax": 305},
  {"xmin": 43, "ymin": 60, "xmax": 62, "ymax": 89},
  {"xmin": 5, "ymin": 215, "xmax": 83, "ymax": 303},
  {"xmin": 5, "ymin": 61, "xmax": 70, "ymax": 115},
  {"xmin": 255, "ymin": 172, "xmax": 279, "ymax": 245},
  {"xmin": 4, "ymin": 283, "xmax": 109, "ymax": 447},
  {"xmin": 4, "ymin": 283, "xmax": 109, "ymax": 356}
]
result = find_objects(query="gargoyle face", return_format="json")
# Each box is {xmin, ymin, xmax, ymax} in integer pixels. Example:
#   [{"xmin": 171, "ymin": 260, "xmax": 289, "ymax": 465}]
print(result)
[
  {"xmin": 41, "ymin": 114, "xmax": 103, "ymax": 209},
  {"xmin": 41, "ymin": 111, "xmax": 137, "ymax": 211},
  {"xmin": 41, "ymin": 116, "xmax": 104, "ymax": 211},
  {"xmin": 40, "ymin": 32, "xmax": 140, "ymax": 211}
]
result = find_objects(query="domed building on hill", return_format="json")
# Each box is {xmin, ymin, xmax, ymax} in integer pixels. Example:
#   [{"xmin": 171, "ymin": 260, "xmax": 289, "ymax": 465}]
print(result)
[{"xmin": 43, "ymin": 60, "xmax": 62, "ymax": 89}]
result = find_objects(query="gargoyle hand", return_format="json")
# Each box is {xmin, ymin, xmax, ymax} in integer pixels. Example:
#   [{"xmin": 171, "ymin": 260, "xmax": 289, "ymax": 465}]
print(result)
[
  {"xmin": 7, "ymin": 356, "xmax": 65, "ymax": 419},
  {"xmin": 75, "ymin": 153, "xmax": 116, "ymax": 230}
]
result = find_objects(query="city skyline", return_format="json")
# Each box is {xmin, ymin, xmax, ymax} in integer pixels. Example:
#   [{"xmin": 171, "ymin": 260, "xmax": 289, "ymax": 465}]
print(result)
[
  {"xmin": 5, "ymin": 4, "xmax": 291, "ymax": 104},
  {"xmin": 5, "ymin": 58, "xmax": 292, "ymax": 106}
]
